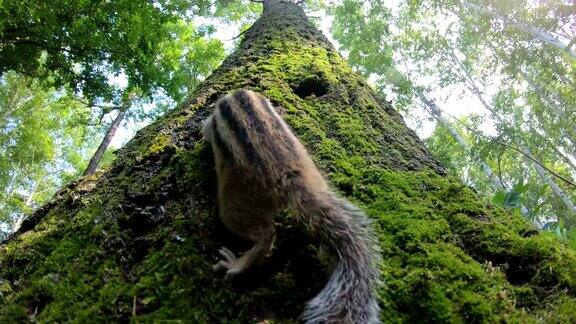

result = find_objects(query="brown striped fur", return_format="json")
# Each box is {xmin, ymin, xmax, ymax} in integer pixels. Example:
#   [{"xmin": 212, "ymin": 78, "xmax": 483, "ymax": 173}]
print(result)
[{"xmin": 202, "ymin": 89, "xmax": 381, "ymax": 323}]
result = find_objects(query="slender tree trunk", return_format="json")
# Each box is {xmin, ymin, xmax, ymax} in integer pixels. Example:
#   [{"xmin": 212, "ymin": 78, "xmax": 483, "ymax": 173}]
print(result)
[
  {"xmin": 83, "ymin": 107, "xmax": 127, "ymax": 176},
  {"xmin": 0, "ymin": 74, "xmax": 34, "ymax": 123},
  {"xmin": 0, "ymin": 166, "xmax": 19, "ymax": 210},
  {"xmin": 417, "ymin": 92, "xmax": 504, "ymax": 190},
  {"xmin": 417, "ymin": 91, "xmax": 531, "ymax": 217},
  {"xmin": 567, "ymin": 136, "xmax": 576, "ymax": 157},
  {"xmin": 516, "ymin": 68, "xmax": 576, "ymax": 153},
  {"xmin": 485, "ymin": 40, "xmax": 576, "ymax": 161},
  {"xmin": 518, "ymin": 69, "xmax": 565, "ymax": 115},
  {"xmin": 463, "ymin": 1, "xmax": 576, "ymax": 58},
  {"xmin": 527, "ymin": 121, "xmax": 576, "ymax": 173},
  {"xmin": 523, "ymin": 148, "xmax": 576, "ymax": 226},
  {"xmin": 1, "ymin": 1, "xmax": 575, "ymax": 322},
  {"xmin": 11, "ymin": 183, "xmax": 36, "ymax": 233}
]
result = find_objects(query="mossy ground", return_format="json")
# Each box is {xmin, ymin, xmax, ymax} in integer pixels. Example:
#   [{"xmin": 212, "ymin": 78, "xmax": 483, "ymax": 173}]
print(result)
[{"xmin": 1, "ymin": 1, "xmax": 575, "ymax": 322}]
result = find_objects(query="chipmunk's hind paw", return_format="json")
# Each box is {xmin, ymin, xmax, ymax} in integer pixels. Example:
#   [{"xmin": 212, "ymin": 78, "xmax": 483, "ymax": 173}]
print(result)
[{"xmin": 212, "ymin": 246, "xmax": 245, "ymax": 280}]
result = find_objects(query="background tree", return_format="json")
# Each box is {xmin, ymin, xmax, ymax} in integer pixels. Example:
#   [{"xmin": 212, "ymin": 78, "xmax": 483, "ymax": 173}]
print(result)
[
  {"xmin": 329, "ymin": 0, "xmax": 576, "ymax": 234},
  {"xmin": 0, "ymin": 0, "xmax": 206, "ymax": 101},
  {"xmin": 0, "ymin": 3, "xmax": 227, "ymax": 231},
  {"xmin": 0, "ymin": 72, "xmax": 94, "ymax": 239},
  {"xmin": 82, "ymin": 19, "xmax": 226, "ymax": 176}
]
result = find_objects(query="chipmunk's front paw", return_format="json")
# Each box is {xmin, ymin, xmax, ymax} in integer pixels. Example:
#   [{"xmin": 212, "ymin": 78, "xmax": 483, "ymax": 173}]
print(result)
[{"xmin": 212, "ymin": 247, "xmax": 242, "ymax": 280}]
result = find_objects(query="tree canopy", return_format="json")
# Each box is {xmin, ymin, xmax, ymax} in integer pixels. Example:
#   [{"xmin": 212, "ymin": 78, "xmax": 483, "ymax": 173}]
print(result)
[
  {"xmin": 0, "ymin": 72, "xmax": 94, "ymax": 238},
  {"xmin": 0, "ymin": 0, "xmax": 229, "ymax": 238}
]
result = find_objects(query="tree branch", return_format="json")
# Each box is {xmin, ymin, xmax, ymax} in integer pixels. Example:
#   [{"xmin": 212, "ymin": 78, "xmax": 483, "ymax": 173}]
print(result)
[
  {"xmin": 226, "ymin": 28, "xmax": 250, "ymax": 41},
  {"xmin": 0, "ymin": 39, "xmax": 128, "ymax": 56}
]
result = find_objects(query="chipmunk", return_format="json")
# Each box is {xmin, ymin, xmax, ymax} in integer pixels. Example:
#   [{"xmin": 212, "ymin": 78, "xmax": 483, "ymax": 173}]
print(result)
[{"xmin": 202, "ymin": 89, "xmax": 381, "ymax": 323}]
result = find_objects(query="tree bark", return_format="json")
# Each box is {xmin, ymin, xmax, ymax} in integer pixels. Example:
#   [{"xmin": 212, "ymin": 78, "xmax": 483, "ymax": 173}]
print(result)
[{"xmin": 1, "ymin": 0, "xmax": 575, "ymax": 322}]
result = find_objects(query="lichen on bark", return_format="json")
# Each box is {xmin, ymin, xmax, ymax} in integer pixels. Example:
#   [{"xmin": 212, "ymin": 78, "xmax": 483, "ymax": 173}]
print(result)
[{"xmin": 1, "ymin": 0, "xmax": 575, "ymax": 322}]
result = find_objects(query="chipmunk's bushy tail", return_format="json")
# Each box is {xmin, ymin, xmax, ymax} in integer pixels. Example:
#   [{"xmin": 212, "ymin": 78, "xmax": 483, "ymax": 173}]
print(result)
[{"xmin": 288, "ymin": 178, "xmax": 381, "ymax": 324}]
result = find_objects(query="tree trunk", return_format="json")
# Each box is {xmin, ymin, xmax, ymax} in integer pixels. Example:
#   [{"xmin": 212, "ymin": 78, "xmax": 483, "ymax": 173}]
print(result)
[
  {"xmin": 83, "ymin": 107, "xmax": 127, "ymax": 176},
  {"xmin": 462, "ymin": 1, "xmax": 576, "ymax": 58},
  {"xmin": 418, "ymin": 92, "xmax": 504, "ymax": 189},
  {"xmin": 523, "ymin": 147, "xmax": 576, "ymax": 225},
  {"xmin": 447, "ymin": 47, "xmax": 576, "ymax": 220},
  {"xmin": 485, "ymin": 40, "xmax": 576, "ymax": 157},
  {"xmin": 1, "ymin": 1, "xmax": 575, "ymax": 322},
  {"xmin": 11, "ymin": 183, "xmax": 37, "ymax": 233}
]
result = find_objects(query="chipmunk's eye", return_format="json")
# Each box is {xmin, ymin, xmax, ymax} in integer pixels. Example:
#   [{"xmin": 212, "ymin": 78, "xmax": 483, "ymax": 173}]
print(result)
[{"xmin": 285, "ymin": 170, "xmax": 300, "ymax": 179}]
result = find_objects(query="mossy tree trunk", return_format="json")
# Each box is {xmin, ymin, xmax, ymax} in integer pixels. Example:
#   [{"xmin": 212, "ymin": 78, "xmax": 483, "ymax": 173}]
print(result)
[{"xmin": 1, "ymin": 0, "xmax": 575, "ymax": 322}]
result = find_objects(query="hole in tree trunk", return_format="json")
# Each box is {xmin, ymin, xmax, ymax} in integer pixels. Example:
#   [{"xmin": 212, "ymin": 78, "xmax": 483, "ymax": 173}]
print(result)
[{"xmin": 292, "ymin": 77, "xmax": 329, "ymax": 98}]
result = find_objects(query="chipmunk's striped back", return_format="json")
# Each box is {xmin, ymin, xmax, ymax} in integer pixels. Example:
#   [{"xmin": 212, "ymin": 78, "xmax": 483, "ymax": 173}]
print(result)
[{"xmin": 203, "ymin": 89, "xmax": 381, "ymax": 323}]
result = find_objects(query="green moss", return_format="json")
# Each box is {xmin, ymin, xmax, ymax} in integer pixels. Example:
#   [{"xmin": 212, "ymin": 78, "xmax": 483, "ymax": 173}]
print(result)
[{"xmin": 142, "ymin": 134, "xmax": 172, "ymax": 158}]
